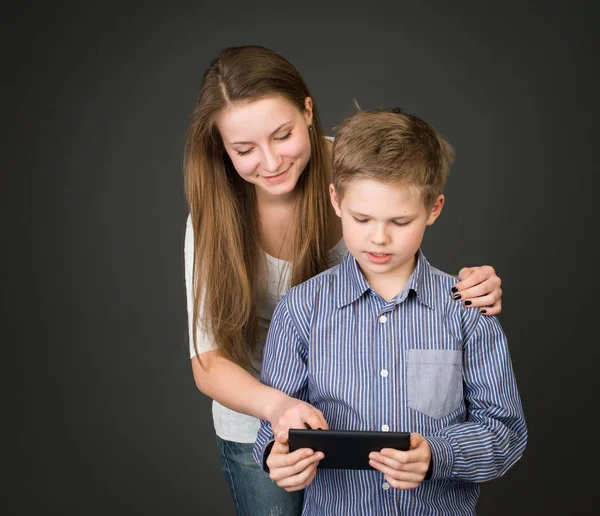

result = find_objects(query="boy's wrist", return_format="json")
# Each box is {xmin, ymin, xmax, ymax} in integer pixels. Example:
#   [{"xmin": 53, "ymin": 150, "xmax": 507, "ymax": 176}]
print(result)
[
  {"xmin": 424, "ymin": 436, "xmax": 454, "ymax": 480},
  {"xmin": 263, "ymin": 440, "xmax": 275, "ymax": 473},
  {"xmin": 424, "ymin": 454, "xmax": 433, "ymax": 480}
]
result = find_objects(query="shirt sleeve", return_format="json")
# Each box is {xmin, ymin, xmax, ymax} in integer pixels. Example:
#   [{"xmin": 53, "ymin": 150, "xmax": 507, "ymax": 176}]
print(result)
[
  {"xmin": 184, "ymin": 215, "xmax": 218, "ymax": 358},
  {"xmin": 252, "ymin": 292, "xmax": 310, "ymax": 472},
  {"xmin": 426, "ymin": 314, "xmax": 528, "ymax": 482}
]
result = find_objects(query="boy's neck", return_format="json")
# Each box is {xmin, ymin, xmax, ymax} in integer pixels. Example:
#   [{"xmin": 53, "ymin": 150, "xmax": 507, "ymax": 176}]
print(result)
[{"xmin": 359, "ymin": 254, "xmax": 417, "ymax": 302}]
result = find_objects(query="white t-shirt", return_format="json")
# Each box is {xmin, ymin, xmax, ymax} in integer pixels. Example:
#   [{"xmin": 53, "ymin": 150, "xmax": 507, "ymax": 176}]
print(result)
[{"xmin": 184, "ymin": 215, "xmax": 347, "ymax": 443}]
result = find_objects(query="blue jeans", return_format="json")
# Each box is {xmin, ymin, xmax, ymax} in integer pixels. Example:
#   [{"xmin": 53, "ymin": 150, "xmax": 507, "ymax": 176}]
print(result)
[{"xmin": 216, "ymin": 436, "xmax": 304, "ymax": 516}]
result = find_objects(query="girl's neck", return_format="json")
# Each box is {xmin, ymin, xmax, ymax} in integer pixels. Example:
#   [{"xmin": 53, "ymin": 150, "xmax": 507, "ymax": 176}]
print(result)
[{"xmin": 255, "ymin": 185, "xmax": 299, "ymax": 211}]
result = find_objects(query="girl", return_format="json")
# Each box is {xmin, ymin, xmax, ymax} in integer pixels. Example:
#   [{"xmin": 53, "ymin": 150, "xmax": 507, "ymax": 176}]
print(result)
[{"xmin": 183, "ymin": 45, "xmax": 502, "ymax": 515}]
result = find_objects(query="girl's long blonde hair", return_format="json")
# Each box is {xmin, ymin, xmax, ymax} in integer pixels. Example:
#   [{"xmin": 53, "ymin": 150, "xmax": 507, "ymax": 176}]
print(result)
[{"xmin": 184, "ymin": 46, "xmax": 332, "ymax": 372}]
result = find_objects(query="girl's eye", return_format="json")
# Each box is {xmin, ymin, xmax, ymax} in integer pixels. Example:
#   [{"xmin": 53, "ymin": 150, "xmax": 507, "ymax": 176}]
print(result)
[
  {"xmin": 236, "ymin": 148, "xmax": 253, "ymax": 157},
  {"xmin": 353, "ymin": 217, "xmax": 368, "ymax": 224},
  {"xmin": 276, "ymin": 132, "xmax": 292, "ymax": 142}
]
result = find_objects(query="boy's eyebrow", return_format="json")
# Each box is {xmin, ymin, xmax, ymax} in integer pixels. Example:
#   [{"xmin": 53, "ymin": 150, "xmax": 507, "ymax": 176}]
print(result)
[
  {"xmin": 348, "ymin": 209, "xmax": 413, "ymax": 220},
  {"xmin": 229, "ymin": 122, "xmax": 292, "ymax": 145}
]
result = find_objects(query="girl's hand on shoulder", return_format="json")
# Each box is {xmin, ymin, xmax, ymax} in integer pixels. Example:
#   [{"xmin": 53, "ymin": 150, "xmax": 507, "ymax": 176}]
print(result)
[
  {"xmin": 267, "ymin": 432, "xmax": 323, "ymax": 492},
  {"xmin": 452, "ymin": 265, "xmax": 502, "ymax": 316}
]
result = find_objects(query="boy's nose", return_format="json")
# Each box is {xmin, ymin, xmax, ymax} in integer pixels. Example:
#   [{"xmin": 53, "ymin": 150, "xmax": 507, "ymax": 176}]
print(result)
[{"xmin": 371, "ymin": 225, "xmax": 390, "ymax": 245}]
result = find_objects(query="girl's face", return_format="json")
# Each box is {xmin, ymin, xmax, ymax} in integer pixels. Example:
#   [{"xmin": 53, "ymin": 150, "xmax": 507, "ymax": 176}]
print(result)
[{"xmin": 216, "ymin": 95, "xmax": 313, "ymax": 200}]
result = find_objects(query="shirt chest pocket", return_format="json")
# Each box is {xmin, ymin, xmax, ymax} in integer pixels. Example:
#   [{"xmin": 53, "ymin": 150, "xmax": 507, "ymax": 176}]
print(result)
[{"xmin": 407, "ymin": 349, "xmax": 463, "ymax": 420}]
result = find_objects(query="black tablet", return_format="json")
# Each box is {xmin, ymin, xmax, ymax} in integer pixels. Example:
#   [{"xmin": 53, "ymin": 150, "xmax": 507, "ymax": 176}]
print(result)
[{"xmin": 288, "ymin": 429, "xmax": 411, "ymax": 470}]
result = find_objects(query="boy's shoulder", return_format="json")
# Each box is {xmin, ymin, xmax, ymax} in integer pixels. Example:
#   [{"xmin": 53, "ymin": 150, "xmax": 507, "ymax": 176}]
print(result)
[
  {"xmin": 423, "ymin": 258, "xmax": 501, "ymax": 337},
  {"xmin": 285, "ymin": 262, "xmax": 345, "ymax": 301}
]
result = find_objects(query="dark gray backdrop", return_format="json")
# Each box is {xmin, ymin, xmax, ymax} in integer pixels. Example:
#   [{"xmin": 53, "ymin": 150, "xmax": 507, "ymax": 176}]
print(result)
[{"xmin": 5, "ymin": 2, "xmax": 598, "ymax": 515}]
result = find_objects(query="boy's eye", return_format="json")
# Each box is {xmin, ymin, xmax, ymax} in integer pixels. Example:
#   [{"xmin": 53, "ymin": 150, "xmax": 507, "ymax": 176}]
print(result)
[
  {"xmin": 353, "ymin": 217, "xmax": 368, "ymax": 224},
  {"xmin": 393, "ymin": 221, "xmax": 408, "ymax": 227},
  {"xmin": 275, "ymin": 132, "xmax": 292, "ymax": 142},
  {"xmin": 235, "ymin": 148, "xmax": 253, "ymax": 156}
]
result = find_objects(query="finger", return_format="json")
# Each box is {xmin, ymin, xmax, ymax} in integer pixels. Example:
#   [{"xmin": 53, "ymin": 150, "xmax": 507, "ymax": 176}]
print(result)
[
  {"xmin": 409, "ymin": 433, "xmax": 423, "ymax": 448},
  {"xmin": 480, "ymin": 299, "xmax": 502, "ymax": 316},
  {"xmin": 456, "ymin": 266, "xmax": 475, "ymax": 281},
  {"xmin": 270, "ymin": 439, "xmax": 289, "ymax": 457},
  {"xmin": 385, "ymin": 475, "xmax": 421, "ymax": 491},
  {"xmin": 279, "ymin": 463, "xmax": 319, "ymax": 492},
  {"xmin": 269, "ymin": 451, "xmax": 321, "ymax": 481},
  {"xmin": 369, "ymin": 460, "xmax": 426, "ymax": 483},
  {"xmin": 276, "ymin": 432, "xmax": 289, "ymax": 445},
  {"xmin": 303, "ymin": 409, "xmax": 329, "ymax": 430},
  {"xmin": 288, "ymin": 464, "xmax": 318, "ymax": 492},
  {"xmin": 453, "ymin": 266, "xmax": 499, "ymax": 292},
  {"xmin": 454, "ymin": 282, "xmax": 501, "ymax": 307},
  {"xmin": 277, "ymin": 463, "xmax": 317, "ymax": 489},
  {"xmin": 379, "ymin": 447, "xmax": 428, "ymax": 465},
  {"xmin": 268, "ymin": 447, "xmax": 313, "ymax": 470},
  {"xmin": 369, "ymin": 451, "xmax": 402, "ymax": 470}
]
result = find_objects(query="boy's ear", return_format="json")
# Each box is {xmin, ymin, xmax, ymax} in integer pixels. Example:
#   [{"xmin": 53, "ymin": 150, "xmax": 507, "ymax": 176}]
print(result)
[
  {"xmin": 304, "ymin": 97, "xmax": 313, "ymax": 126},
  {"xmin": 426, "ymin": 194, "xmax": 445, "ymax": 226},
  {"xmin": 329, "ymin": 184, "xmax": 342, "ymax": 217}
]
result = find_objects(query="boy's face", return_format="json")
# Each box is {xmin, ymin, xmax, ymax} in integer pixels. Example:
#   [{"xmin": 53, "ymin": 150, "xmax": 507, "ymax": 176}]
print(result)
[{"xmin": 330, "ymin": 179, "xmax": 444, "ymax": 289}]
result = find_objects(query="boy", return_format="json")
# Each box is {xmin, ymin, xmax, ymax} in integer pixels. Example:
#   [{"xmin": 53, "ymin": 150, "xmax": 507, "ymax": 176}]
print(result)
[{"xmin": 253, "ymin": 108, "xmax": 527, "ymax": 515}]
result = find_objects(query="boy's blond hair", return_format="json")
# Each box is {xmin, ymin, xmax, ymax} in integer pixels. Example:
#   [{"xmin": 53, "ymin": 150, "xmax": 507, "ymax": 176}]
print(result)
[{"xmin": 332, "ymin": 108, "xmax": 455, "ymax": 209}]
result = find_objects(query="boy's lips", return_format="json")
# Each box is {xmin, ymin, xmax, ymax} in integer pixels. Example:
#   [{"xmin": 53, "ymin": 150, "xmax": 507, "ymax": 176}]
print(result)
[{"xmin": 366, "ymin": 252, "xmax": 392, "ymax": 264}]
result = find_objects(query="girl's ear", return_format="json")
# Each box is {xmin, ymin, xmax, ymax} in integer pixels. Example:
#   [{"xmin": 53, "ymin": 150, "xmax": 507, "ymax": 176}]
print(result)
[
  {"xmin": 329, "ymin": 184, "xmax": 342, "ymax": 217},
  {"xmin": 304, "ymin": 97, "xmax": 313, "ymax": 126}
]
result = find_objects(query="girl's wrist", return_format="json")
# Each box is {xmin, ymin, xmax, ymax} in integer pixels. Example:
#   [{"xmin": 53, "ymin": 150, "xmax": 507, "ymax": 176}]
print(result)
[{"xmin": 259, "ymin": 387, "xmax": 288, "ymax": 423}]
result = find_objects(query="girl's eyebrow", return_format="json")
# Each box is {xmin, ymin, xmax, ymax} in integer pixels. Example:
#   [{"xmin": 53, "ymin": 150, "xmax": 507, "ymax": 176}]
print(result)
[{"xmin": 230, "ymin": 121, "xmax": 292, "ymax": 145}]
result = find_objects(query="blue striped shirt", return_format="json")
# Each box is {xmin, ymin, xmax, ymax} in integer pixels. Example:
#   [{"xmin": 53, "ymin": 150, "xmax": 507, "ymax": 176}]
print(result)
[{"xmin": 253, "ymin": 250, "xmax": 527, "ymax": 515}]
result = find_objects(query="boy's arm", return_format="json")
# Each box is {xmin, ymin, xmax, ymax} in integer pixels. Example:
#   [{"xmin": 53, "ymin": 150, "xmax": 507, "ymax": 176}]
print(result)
[
  {"xmin": 426, "ymin": 315, "xmax": 527, "ymax": 483},
  {"xmin": 253, "ymin": 293, "xmax": 314, "ymax": 471}
]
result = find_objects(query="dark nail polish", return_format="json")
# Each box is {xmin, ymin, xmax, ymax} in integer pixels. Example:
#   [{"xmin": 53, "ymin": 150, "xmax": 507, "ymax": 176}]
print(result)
[
  {"xmin": 453, "ymin": 294, "xmax": 461, "ymax": 300},
  {"xmin": 451, "ymin": 287, "xmax": 458, "ymax": 293},
  {"xmin": 464, "ymin": 300, "xmax": 472, "ymax": 306},
  {"xmin": 480, "ymin": 309, "xmax": 487, "ymax": 314}
]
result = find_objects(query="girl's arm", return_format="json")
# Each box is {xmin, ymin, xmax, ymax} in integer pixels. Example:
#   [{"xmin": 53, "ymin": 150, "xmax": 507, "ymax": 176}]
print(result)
[
  {"xmin": 185, "ymin": 215, "xmax": 326, "ymax": 434},
  {"xmin": 191, "ymin": 350, "xmax": 328, "ymax": 435}
]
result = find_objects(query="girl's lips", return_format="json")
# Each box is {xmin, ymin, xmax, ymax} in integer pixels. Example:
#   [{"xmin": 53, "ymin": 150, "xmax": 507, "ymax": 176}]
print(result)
[
  {"xmin": 263, "ymin": 166, "xmax": 290, "ymax": 184},
  {"xmin": 366, "ymin": 252, "xmax": 392, "ymax": 265}
]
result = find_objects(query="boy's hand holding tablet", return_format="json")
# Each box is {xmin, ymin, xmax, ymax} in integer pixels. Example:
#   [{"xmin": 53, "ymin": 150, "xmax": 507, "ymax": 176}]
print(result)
[
  {"xmin": 266, "ymin": 431, "xmax": 325, "ymax": 492},
  {"xmin": 368, "ymin": 433, "xmax": 432, "ymax": 490}
]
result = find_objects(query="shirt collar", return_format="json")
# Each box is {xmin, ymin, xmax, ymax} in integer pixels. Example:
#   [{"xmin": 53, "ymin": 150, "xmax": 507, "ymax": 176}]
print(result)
[{"xmin": 336, "ymin": 249, "xmax": 436, "ymax": 310}]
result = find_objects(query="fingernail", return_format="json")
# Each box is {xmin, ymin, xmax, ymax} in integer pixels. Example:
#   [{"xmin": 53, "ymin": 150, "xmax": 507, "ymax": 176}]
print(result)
[
  {"xmin": 451, "ymin": 287, "xmax": 458, "ymax": 293},
  {"xmin": 480, "ymin": 309, "xmax": 487, "ymax": 314},
  {"xmin": 464, "ymin": 300, "xmax": 472, "ymax": 306},
  {"xmin": 453, "ymin": 294, "xmax": 461, "ymax": 300}
]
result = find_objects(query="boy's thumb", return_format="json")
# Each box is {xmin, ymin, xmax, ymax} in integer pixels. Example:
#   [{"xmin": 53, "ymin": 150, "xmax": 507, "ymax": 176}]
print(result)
[
  {"xmin": 276, "ymin": 431, "xmax": 289, "ymax": 444},
  {"xmin": 410, "ymin": 432, "xmax": 423, "ymax": 449}
]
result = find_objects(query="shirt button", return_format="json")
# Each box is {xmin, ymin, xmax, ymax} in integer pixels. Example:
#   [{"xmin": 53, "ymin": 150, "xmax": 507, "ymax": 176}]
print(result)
[
  {"xmin": 381, "ymin": 424, "xmax": 390, "ymax": 432},
  {"xmin": 379, "ymin": 315, "xmax": 388, "ymax": 324},
  {"xmin": 382, "ymin": 482, "xmax": 390, "ymax": 490},
  {"xmin": 380, "ymin": 369, "xmax": 388, "ymax": 378}
]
